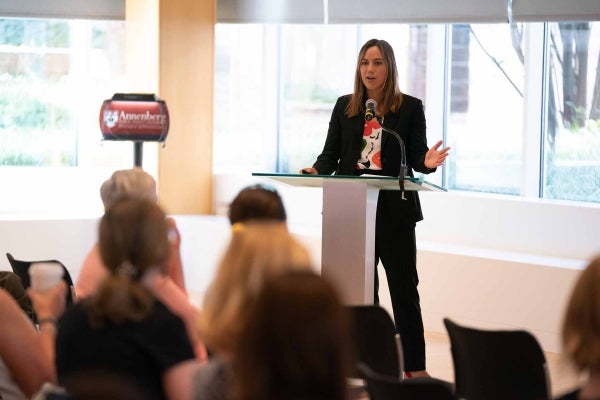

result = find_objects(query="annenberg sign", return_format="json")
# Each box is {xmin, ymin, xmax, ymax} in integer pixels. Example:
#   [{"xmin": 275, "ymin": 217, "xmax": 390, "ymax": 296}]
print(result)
[{"xmin": 99, "ymin": 93, "xmax": 169, "ymax": 142}]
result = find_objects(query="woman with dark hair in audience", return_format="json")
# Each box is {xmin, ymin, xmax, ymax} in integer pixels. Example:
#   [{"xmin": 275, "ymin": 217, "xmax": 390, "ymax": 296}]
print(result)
[
  {"xmin": 55, "ymin": 197, "xmax": 199, "ymax": 400},
  {"xmin": 555, "ymin": 254, "xmax": 600, "ymax": 400},
  {"xmin": 232, "ymin": 270, "xmax": 352, "ymax": 400},
  {"xmin": 227, "ymin": 184, "xmax": 286, "ymax": 230}
]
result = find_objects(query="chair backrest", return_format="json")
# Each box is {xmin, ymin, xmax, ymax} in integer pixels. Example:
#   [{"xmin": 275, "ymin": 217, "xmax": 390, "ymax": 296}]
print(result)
[
  {"xmin": 443, "ymin": 317, "xmax": 551, "ymax": 400},
  {"xmin": 358, "ymin": 362, "xmax": 455, "ymax": 400},
  {"xmin": 6, "ymin": 253, "xmax": 75, "ymax": 306},
  {"xmin": 347, "ymin": 305, "xmax": 403, "ymax": 380}
]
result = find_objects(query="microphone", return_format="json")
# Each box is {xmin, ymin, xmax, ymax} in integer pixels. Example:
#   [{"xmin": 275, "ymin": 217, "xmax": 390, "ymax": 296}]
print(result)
[
  {"xmin": 365, "ymin": 99, "xmax": 376, "ymax": 121},
  {"xmin": 376, "ymin": 115, "xmax": 408, "ymax": 200}
]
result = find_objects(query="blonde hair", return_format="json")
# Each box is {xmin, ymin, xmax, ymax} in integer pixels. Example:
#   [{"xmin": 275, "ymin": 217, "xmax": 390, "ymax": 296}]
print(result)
[
  {"xmin": 100, "ymin": 168, "xmax": 158, "ymax": 210},
  {"xmin": 198, "ymin": 222, "xmax": 312, "ymax": 353},
  {"xmin": 562, "ymin": 255, "xmax": 600, "ymax": 371}
]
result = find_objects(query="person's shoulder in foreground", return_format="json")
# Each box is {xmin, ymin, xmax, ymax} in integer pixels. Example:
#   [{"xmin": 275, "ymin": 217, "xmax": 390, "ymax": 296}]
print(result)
[{"xmin": 558, "ymin": 254, "xmax": 600, "ymax": 400}]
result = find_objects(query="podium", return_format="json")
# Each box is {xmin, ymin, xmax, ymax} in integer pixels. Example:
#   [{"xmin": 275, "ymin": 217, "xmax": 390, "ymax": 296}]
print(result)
[{"xmin": 252, "ymin": 173, "xmax": 445, "ymax": 304}]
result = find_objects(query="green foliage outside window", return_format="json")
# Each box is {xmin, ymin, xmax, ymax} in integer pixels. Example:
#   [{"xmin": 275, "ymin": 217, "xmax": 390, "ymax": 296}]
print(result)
[{"xmin": 0, "ymin": 74, "xmax": 74, "ymax": 166}]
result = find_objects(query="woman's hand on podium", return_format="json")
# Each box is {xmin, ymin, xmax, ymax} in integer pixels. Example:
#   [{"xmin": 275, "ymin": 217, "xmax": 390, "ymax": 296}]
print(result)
[{"xmin": 299, "ymin": 168, "xmax": 318, "ymax": 175}]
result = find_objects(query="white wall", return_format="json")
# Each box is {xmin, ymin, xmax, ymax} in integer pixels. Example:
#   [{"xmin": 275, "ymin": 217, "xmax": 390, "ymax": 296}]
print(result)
[
  {"xmin": 0, "ymin": 217, "xmax": 98, "ymax": 275},
  {"xmin": 1, "ymin": 173, "xmax": 598, "ymax": 354},
  {"xmin": 416, "ymin": 192, "xmax": 596, "ymax": 353},
  {"xmin": 0, "ymin": 214, "xmax": 232, "ymax": 310}
]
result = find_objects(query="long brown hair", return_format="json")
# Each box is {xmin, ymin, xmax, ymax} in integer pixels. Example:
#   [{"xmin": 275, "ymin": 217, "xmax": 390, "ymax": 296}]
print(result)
[
  {"xmin": 233, "ymin": 270, "xmax": 352, "ymax": 400},
  {"xmin": 88, "ymin": 196, "xmax": 170, "ymax": 326},
  {"xmin": 346, "ymin": 38, "xmax": 403, "ymax": 117}
]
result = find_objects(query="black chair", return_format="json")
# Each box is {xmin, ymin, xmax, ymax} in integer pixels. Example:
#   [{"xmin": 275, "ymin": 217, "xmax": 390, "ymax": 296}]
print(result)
[
  {"xmin": 443, "ymin": 317, "xmax": 551, "ymax": 400},
  {"xmin": 347, "ymin": 305, "xmax": 403, "ymax": 379},
  {"xmin": 358, "ymin": 362, "xmax": 455, "ymax": 400},
  {"xmin": 6, "ymin": 253, "xmax": 76, "ymax": 309}
]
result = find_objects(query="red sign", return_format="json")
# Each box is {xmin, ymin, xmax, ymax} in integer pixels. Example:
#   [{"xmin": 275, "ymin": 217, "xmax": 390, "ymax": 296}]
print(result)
[{"xmin": 99, "ymin": 93, "xmax": 169, "ymax": 142}]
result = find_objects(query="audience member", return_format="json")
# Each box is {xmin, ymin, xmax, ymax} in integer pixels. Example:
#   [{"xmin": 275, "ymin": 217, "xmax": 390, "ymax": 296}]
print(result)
[
  {"xmin": 227, "ymin": 184, "xmax": 286, "ymax": 229},
  {"xmin": 55, "ymin": 197, "xmax": 199, "ymax": 400},
  {"xmin": 192, "ymin": 222, "xmax": 313, "ymax": 400},
  {"xmin": 76, "ymin": 167, "xmax": 185, "ymax": 295},
  {"xmin": 75, "ymin": 167, "xmax": 205, "ymax": 361},
  {"xmin": 232, "ymin": 270, "xmax": 352, "ymax": 400},
  {"xmin": 0, "ymin": 281, "xmax": 66, "ymax": 399},
  {"xmin": 555, "ymin": 254, "xmax": 600, "ymax": 400}
]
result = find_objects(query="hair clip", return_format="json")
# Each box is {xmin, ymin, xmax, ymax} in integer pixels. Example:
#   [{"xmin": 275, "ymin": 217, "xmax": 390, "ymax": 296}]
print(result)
[
  {"xmin": 231, "ymin": 222, "xmax": 245, "ymax": 233},
  {"xmin": 118, "ymin": 260, "xmax": 137, "ymax": 279}
]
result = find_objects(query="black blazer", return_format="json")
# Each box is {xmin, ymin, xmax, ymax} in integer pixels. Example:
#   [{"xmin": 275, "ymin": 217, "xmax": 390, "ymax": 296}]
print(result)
[{"xmin": 313, "ymin": 94, "xmax": 435, "ymax": 224}]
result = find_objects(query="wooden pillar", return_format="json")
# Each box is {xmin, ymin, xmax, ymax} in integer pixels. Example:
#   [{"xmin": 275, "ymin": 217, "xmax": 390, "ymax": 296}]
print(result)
[{"xmin": 126, "ymin": 0, "xmax": 215, "ymax": 214}]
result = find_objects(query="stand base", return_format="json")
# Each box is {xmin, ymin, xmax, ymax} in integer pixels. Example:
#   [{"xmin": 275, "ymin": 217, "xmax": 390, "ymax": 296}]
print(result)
[{"xmin": 134, "ymin": 141, "xmax": 143, "ymax": 167}]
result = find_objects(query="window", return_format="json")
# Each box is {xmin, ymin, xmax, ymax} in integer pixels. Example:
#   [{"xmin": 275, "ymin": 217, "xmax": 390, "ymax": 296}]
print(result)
[
  {"xmin": 543, "ymin": 22, "xmax": 600, "ymax": 203},
  {"xmin": 277, "ymin": 25, "xmax": 428, "ymax": 173},
  {"xmin": 278, "ymin": 25, "xmax": 356, "ymax": 173},
  {"xmin": 214, "ymin": 24, "xmax": 429, "ymax": 174},
  {"xmin": 0, "ymin": 18, "xmax": 129, "ymax": 167},
  {"xmin": 446, "ymin": 23, "xmax": 525, "ymax": 195},
  {"xmin": 213, "ymin": 24, "xmax": 278, "ymax": 174},
  {"xmin": 214, "ymin": 21, "xmax": 600, "ymax": 205},
  {"xmin": 0, "ymin": 18, "xmax": 136, "ymax": 215}
]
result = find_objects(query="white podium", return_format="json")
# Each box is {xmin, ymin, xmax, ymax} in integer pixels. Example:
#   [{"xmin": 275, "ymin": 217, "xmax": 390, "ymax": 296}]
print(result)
[{"xmin": 252, "ymin": 173, "xmax": 445, "ymax": 305}]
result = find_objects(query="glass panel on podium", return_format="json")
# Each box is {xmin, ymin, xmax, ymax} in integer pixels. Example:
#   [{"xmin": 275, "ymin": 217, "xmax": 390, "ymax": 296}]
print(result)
[{"xmin": 252, "ymin": 173, "xmax": 445, "ymax": 304}]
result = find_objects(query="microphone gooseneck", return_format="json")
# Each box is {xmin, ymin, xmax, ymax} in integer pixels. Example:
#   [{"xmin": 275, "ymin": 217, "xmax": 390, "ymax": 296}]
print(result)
[{"xmin": 377, "ymin": 115, "xmax": 408, "ymax": 200}]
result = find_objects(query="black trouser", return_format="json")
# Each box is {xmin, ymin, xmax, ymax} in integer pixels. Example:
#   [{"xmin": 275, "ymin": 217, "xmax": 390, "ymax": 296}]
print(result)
[{"xmin": 374, "ymin": 197, "xmax": 426, "ymax": 372}]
